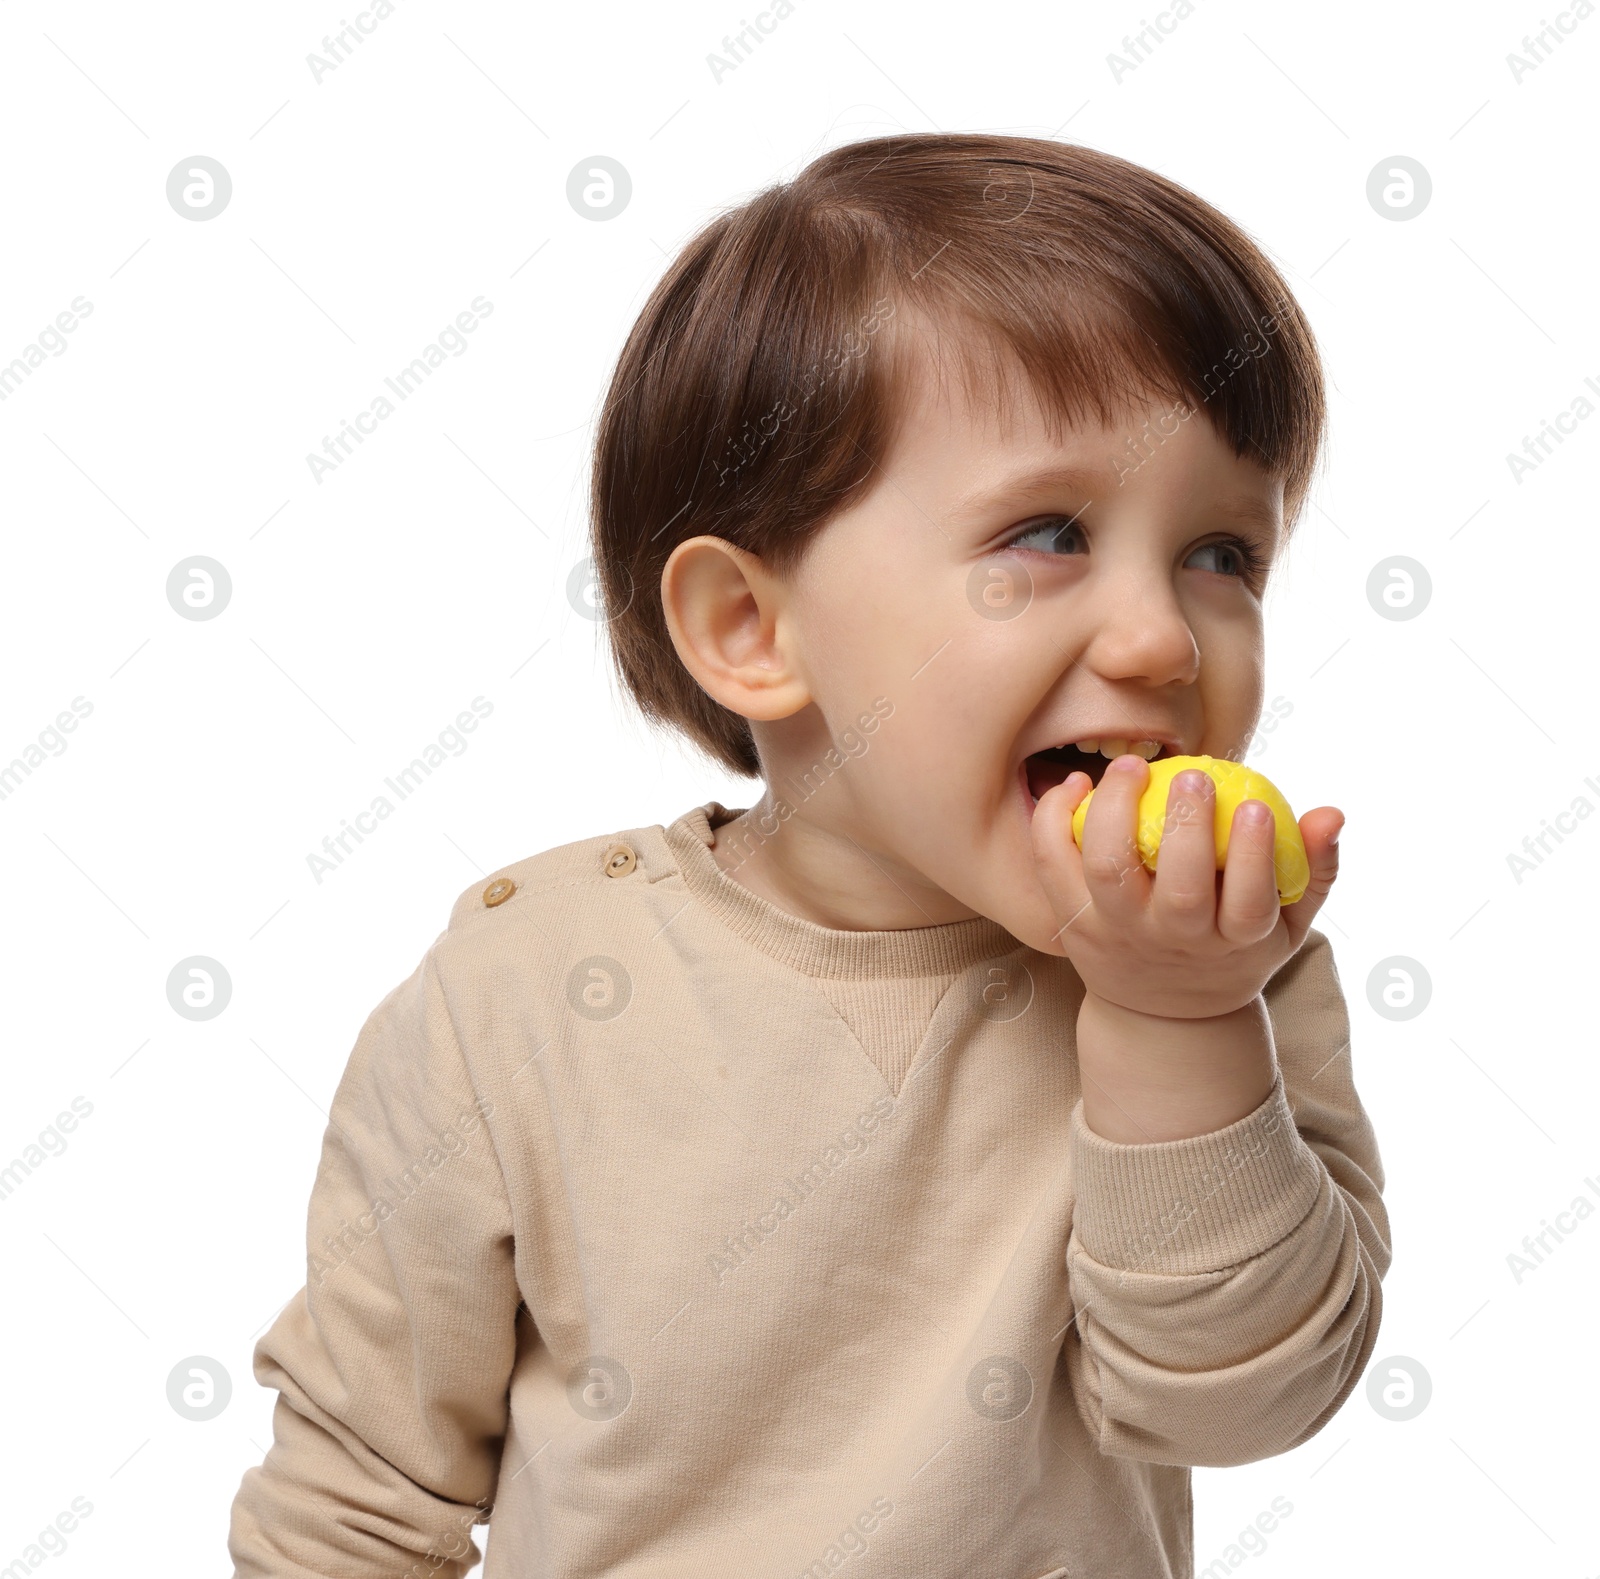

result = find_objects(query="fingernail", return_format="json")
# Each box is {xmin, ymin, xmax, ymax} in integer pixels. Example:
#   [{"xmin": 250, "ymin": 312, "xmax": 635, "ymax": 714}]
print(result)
[{"xmin": 1329, "ymin": 822, "xmax": 1342, "ymax": 846}]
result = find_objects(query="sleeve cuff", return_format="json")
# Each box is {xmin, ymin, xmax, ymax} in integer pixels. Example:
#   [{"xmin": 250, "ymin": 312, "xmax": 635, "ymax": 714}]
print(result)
[{"xmin": 1069, "ymin": 1071, "xmax": 1323, "ymax": 1277}]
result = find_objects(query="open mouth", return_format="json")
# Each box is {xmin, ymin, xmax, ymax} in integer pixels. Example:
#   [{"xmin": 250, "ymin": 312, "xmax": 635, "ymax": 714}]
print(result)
[{"xmin": 1021, "ymin": 740, "xmax": 1178, "ymax": 812}]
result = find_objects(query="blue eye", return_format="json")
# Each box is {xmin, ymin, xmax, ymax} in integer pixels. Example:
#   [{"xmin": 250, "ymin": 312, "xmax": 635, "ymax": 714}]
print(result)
[
  {"xmin": 1187, "ymin": 538, "xmax": 1269, "ymax": 580},
  {"xmin": 1004, "ymin": 514, "xmax": 1085, "ymax": 555},
  {"xmin": 1000, "ymin": 516, "xmax": 1268, "ymax": 583},
  {"xmin": 1190, "ymin": 537, "xmax": 1273, "ymax": 579}
]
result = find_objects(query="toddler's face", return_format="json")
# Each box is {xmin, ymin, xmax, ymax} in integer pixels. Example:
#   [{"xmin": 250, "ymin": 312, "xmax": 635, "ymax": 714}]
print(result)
[{"xmin": 759, "ymin": 353, "xmax": 1285, "ymax": 955}]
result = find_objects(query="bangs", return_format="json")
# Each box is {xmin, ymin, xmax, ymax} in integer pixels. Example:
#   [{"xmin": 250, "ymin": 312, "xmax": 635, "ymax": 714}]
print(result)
[
  {"xmin": 865, "ymin": 237, "xmax": 1317, "ymax": 504},
  {"xmin": 872, "ymin": 292, "xmax": 1197, "ymax": 455}
]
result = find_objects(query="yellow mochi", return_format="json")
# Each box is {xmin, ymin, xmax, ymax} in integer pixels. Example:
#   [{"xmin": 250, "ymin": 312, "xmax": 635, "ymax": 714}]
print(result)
[{"xmin": 1069, "ymin": 754, "xmax": 1310, "ymax": 906}]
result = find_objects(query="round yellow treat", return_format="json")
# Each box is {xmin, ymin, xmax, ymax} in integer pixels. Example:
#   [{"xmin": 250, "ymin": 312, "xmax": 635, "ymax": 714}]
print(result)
[{"xmin": 1069, "ymin": 754, "xmax": 1310, "ymax": 905}]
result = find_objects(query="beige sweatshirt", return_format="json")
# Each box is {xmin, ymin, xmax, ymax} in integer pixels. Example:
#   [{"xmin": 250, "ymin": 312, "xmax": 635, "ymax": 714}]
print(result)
[{"xmin": 228, "ymin": 800, "xmax": 1389, "ymax": 1579}]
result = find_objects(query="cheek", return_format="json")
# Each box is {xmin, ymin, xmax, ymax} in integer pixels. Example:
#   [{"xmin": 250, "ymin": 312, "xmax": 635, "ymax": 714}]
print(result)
[
  {"xmin": 1196, "ymin": 626, "xmax": 1264, "ymax": 713},
  {"xmin": 795, "ymin": 555, "xmax": 1013, "ymax": 798},
  {"xmin": 881, "ymin": 693, "xmax": 1006, "ymax": 811},
  {"xmin": 797, "ymin": 565, "xmax": 929, "ymax": 691}
]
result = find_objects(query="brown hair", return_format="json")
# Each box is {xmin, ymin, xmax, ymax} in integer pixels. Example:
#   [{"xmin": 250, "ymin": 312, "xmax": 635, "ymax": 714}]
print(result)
[{"xmin": 590, "ymin": 132, "xmax": 1326, "ymax": 780}]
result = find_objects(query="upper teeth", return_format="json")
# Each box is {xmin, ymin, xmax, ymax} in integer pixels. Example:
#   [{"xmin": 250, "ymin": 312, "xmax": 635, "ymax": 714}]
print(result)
[{"xmin": 1069, "ymin": 738, "xmax": 1162, "ymax": 760}]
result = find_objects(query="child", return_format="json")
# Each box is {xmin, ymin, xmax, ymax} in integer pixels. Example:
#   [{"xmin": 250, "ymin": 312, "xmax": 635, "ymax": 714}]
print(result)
[{"xmin": 230, "ymin": 132, "xmax": 1388, "ymax": 1578}]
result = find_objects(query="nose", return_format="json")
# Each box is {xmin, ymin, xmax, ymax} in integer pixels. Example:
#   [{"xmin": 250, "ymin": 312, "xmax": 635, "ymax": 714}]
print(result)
[{"xmin": 1080, "ymin": 575, "xmax": 1200, "ymax": 689}]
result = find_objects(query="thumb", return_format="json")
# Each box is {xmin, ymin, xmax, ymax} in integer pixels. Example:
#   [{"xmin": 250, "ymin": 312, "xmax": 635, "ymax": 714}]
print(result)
[{"xmin": 1280, "ymin": 806, "xmax": 1343, "ymax": 949}]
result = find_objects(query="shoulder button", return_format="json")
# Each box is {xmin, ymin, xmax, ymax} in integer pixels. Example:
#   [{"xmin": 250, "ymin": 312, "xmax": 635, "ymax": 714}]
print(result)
[
  {"xmin": 482, "ymin": 877, "xmax": 516, "ymax": 908},
  {"xmin": 602, "ymin": 842, "xmax": 637, "ymax": 878}
]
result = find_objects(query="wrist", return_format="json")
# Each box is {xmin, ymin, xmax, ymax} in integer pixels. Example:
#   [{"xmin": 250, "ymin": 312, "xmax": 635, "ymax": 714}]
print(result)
[
  {"xmin": 1074, "ymin": 992, "xmax": 1277, "ymax": 1143},
  {"xmin": 1079, "ymin": 980, "xmax": 1265, "ymax": 1022}
]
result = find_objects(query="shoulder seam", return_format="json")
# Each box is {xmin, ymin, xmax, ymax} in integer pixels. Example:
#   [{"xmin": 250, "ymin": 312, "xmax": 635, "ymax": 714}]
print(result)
[{"xmin": 445, "ymin": 862, "xmax": 659, "ymax": 939}]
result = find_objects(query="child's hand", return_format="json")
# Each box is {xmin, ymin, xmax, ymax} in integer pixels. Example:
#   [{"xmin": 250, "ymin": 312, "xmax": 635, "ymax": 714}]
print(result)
[{"xmin": 1030, "ymin": 755, "xmax": 1344, "ymax": 1020}]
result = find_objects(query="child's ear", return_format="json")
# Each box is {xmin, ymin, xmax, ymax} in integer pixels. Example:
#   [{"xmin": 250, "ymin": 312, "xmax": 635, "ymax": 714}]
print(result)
[{"xmin": 659, "ymin": 536, "xmax": 812, "ymax": 722}]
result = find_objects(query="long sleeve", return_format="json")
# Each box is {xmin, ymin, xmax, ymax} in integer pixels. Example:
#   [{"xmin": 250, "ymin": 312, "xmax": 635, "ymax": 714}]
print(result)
[
  {"xmin": 1062, "ymin": 926, "xmax": 1390, "ymax": 1469},
  {"xmin": 228, "ymin": 945, "xmax": 520, "ymax": 1577}
]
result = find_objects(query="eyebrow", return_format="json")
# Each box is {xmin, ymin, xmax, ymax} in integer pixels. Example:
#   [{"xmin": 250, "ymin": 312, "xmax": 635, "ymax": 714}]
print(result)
[{"xmin": 952, "ymin": 463, "xmax": 1282, "ymax": 537}]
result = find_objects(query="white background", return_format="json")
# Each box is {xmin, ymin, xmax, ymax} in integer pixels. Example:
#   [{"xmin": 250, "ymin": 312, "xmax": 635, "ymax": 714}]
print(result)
[{"xmin": 1, "ymin": 0, "xmax": 1596, "ymax": 1573}]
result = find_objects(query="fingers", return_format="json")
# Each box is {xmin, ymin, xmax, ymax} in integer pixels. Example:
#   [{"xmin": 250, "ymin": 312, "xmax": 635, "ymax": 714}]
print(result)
[
  {"xmin": 1047, "ymin": 765, "xmax": 1336, "ymax": 958},
  {"xmin": 1216, "ymin": 797, "xmax": 1283, "ymax": 944},
  {"xmin": 1279, "ymin": 806, "xmax": 1342, "ymax": 950},
  {"xmin": 1148, "ymin": 767, "xmax": 1223, "ymax": 938},
  {"xmin": 1078, "ymin": 754, "xmax": 1153, "ymax": 922},
  {"xmin": 1030, "ymin": 769, "xmax": 1094, "ymax": 949}
]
